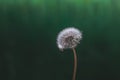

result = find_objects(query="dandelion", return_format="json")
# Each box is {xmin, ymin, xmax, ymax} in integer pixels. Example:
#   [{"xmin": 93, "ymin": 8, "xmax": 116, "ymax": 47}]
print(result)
[{"xmin": 57, "ymin": 27, "xmax": 82, "ymax": 80}]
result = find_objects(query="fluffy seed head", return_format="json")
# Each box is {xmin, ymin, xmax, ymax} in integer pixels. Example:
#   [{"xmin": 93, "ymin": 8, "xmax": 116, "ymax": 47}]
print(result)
[{"xmin": 57, "ymin": 27, "xmax": 82, "ymax": 50}]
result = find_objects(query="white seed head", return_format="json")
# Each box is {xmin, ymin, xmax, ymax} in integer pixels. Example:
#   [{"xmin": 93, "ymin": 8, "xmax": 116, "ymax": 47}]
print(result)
[{"xmin": 57, "ymin": 27, "xmax": 82, "ymax": 50}]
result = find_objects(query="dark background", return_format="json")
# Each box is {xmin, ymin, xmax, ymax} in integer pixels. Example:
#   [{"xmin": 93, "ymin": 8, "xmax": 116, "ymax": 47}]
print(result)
[{"xmin": 0, "ymin": 0, "xmax": 120, "ymax": 80}]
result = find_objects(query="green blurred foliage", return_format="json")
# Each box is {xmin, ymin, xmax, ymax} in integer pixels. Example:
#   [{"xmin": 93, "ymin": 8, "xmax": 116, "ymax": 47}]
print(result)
[{"xmin": 0, "ymin": 0, "xmax": 120, "ymax": 80}]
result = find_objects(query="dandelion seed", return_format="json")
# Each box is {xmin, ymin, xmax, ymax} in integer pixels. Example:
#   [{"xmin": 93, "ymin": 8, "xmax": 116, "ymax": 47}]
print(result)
[{"xmin": 57, "ymin": 27, "xmax": 82, "ymax": 50}]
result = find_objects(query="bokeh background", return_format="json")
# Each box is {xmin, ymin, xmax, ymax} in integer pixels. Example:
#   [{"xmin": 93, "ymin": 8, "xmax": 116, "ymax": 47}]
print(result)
[{"xmin": 0, "ymin": 0, "xmax": 120, "ymax": 80}]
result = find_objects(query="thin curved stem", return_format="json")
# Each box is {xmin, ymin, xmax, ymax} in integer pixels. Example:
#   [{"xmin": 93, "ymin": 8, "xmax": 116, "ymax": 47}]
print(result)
[{"xmin": 72, "ymin": 48, "xmax": 77, "ymax": 80}]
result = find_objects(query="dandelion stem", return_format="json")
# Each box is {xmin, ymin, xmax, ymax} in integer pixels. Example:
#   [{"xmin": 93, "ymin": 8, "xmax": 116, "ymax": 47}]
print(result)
[{"xmin": 72, "ymin": 48, "xmax": 77, "ymax": 80}]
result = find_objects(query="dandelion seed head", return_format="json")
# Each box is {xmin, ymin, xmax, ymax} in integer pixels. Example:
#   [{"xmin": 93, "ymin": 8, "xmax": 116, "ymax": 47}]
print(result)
[{"xmin": 57, "ymin": 27, "xmax": 82, "ymax": 50}]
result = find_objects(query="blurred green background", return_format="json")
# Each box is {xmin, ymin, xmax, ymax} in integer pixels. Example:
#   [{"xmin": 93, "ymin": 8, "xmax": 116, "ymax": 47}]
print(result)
[{"xmin": 0, "ymin": 0, "xmax": 120, "ymax": 80}]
